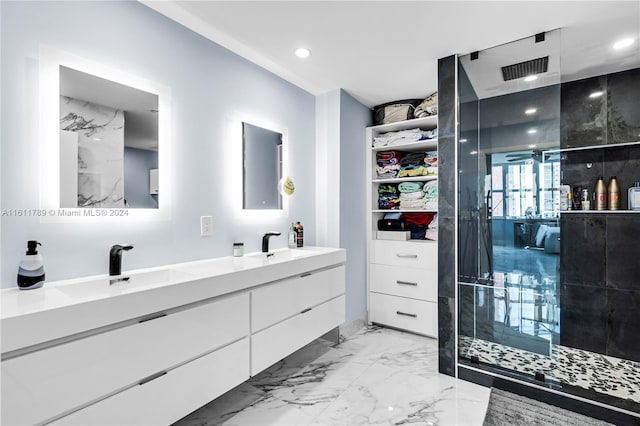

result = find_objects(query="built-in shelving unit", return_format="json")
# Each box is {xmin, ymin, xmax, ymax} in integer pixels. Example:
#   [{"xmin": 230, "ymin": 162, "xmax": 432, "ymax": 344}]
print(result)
[{"xmin": 366, "ymin": 115, "xmax": 439, "ymax": 337}]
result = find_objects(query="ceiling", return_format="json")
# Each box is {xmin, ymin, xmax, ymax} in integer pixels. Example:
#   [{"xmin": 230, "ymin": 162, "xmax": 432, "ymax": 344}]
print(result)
[{"xmin": 142, "ymin": 1, "xmax": 640, "ymax": 108}]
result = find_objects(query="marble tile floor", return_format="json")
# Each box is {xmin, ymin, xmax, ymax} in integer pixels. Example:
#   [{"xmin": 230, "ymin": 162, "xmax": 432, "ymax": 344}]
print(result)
[
  {"xmin": 174, "ymin": 326, "xmax": 490, "ymax": 426},
  {"xmin": 459, "ymin": 336, "xmax": 640, "ymax": 407}
]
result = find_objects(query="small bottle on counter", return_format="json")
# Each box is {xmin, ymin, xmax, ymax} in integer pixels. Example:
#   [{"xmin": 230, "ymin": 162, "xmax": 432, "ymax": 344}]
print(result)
[
  {"xmin": 294, "ymin": 221, "xmax": 304, "ymax": 247},
  {"xmin": 629, "ymin": 182, "xmax": 640, "ymax": 211},
  {"xmin": 594, "ymin": 176, "xmax": 607, "ymax": 211},
  {"xmin": 288, "ymin": 223, "xmax": 296, "ymax": 249},
  {"xmin": 608, "ymin": 176, "xmax": 620, "ymax": 210},
  {"xmin": 233, "ymin": 242, "xmax": 244, "ymax": 257}
]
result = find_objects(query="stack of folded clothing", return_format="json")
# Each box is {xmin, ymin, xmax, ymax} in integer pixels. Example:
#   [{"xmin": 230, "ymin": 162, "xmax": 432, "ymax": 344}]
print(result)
[
  {"xmin": 399, "ymin": 152, "xmax": 438, "ymax": 177},
  {"xmin": 403, "ymin": 213, "xmax": 435, "ymax": 239},
  {"xmin": 376, "ymin": 150, "xmax": 402, "ymax": 178},
  {"xmin": 425, "ymin": 213, "xmax": 438, "ymax": 241},
  {"xmin": 372, "ymin": 128, "xmax": 437, "ymax": 148},
  {"xmin": 378, "ymin": 183, "xmax": 399, "ymax": 210},
  {"xmin": 422, "ymin": 180, "xmax": 438, "ymax": 211},
  {"xmin": 398, "ymin": 182, "xmax": 425, "ymax": 210}
]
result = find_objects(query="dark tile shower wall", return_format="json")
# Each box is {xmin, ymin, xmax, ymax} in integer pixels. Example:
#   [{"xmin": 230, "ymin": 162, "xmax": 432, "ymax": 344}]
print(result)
[
  {"xmin": 437, "ymin": 55, "xmax": 457, "ymax": 377},
  {"xmin": 560, "ymin": 67, "xmax": 640, "ymax": 363}
]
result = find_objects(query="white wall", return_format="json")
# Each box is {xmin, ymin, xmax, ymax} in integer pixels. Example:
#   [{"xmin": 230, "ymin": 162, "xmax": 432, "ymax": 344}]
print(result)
[{"xmin": 0, "ymin": 1, "xmax": 316, "ymax": 286}]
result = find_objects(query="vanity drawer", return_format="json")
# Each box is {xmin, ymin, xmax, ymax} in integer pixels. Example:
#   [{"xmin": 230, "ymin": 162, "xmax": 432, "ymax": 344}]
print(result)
[
  {"xmin": 1, "ymin": 292, "xmax": 249, "ymax": 426},
  {"xmin": 371, "ymin": 240, "xmax": 437, "ymax": 269},
  {"xmin": 369, "ymin": 292, "xmax": 437, "ymax": 337},
  {"xmin": 251, "ymin": 265, "xmax": 345, "ymax": 332},
  {"xmin": 370, "ymin": 264, "xmax": 437, "ymax": 302},
  {"xmin": 251, "ymin": 295, "xmax": 345, "ymax": 375},
  {"xmin": 53, "ymin": 338, "xmax": 249, "ymax": 426}
]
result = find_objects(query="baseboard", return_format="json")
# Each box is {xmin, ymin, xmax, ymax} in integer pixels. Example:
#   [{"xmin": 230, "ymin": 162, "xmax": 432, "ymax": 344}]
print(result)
[{"xmin": 338, "ymin": 314, "xmax": 367, "ymax": 341}]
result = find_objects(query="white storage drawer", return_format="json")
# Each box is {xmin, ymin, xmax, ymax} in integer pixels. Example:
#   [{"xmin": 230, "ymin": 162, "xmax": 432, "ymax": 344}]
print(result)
[
  {"xmin": 53, "ymin": 338, "xmax": 249, "ymax": 426},
  {"xmin": 251, "ymin": 295, "xmax": 345, "ymax": 375},
  {"xmin": 371, "ymin": 240, "xmax": 437, "ymax": 269},
  {"xmin": 369, "ymin": 292, "xmax": 437, "ymax": 337},
  {"xmin": 251, "ymin": 265, "xmax": 345, "ymax": 332},
  {"xmin": 370, "ymin": 264, "xmax": 437, "ymax": 302},
  {"xmin": 1, "ymin": 293, "xmax": 249, "ymax": 426}
]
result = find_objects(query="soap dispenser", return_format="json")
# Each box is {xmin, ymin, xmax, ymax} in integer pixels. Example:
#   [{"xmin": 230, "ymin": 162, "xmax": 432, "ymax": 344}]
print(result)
[{"xmin": 17, "ymin": 240, "xmax": 45, "ymax": 290}]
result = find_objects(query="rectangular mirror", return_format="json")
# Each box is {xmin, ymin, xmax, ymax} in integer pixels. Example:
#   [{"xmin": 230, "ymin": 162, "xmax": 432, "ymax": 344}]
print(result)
[
  {"xmin": 40, "ymin": 47, "xmax": 172, "ymax": 221},
  {"xmin": 60, "ymin": 66, "xmax": 159, "ymax": 208},
  {"xmin": 242, "ymin": 122, "xmax": 283, "ymax": 209}
]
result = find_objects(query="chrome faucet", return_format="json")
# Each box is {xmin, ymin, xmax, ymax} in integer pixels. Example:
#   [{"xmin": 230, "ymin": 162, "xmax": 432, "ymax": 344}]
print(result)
[
  {"xmin": 109, "ymin": 244, "xmax": 134, "ymax": 276},
  {"xmin": 261, "ymin": 232, "xmax": 281, "ymax": 253}
]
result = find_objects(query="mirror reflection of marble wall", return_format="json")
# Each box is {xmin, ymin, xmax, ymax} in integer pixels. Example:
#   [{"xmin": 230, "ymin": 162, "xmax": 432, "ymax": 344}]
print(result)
[{"xmin": 58, "ymin": 65, "xmax": 159, "ymax": 209}]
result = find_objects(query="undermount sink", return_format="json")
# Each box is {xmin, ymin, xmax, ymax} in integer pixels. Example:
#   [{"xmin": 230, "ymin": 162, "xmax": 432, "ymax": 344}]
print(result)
[
  {"xmin": 56, "ymin": 268, "xmax": 196, "ymax": 299},
  {"xmin": 247, "ymin": 248, "xmax": 316, "ymax": 262}
]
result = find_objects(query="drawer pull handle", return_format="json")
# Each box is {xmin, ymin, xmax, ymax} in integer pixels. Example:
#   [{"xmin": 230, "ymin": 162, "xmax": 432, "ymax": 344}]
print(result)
[
  {"xmin": 138, "ymin": 371, "xmax": 167, "ymax": 385},
  {"xmin": 138, "ymin": 313, "xmax": 167, "ymax": 323},
  {"xmin": 300, "ymin": 307, "xmax": 312, "ymax": 314},
  {"xmin": 300, "ymin": 272, "xmax": 312, "ymax": 278},
  {"xmin": 396, "ymin": 311, "xmax": 417, "ymax": 318},
  {"xmin": 396, "ymin": 280, "xmax": 418, "ymax": 286},
  {"xmin": 396, "ymin": 253, "xmax": 418, "ymax": 259}
]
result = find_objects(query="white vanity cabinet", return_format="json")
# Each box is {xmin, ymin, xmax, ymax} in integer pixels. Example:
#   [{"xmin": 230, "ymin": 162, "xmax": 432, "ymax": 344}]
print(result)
[
  {"xmin": 250, "ymin": 265, "xmax": 346, "ymax": 375},
  {"xmin": 1, "ymin": 247, "xmax": 346, "ymax": 426},
  {"xmin": 2, "ymin": 293, "xmax": 250, "ymax": 426}
]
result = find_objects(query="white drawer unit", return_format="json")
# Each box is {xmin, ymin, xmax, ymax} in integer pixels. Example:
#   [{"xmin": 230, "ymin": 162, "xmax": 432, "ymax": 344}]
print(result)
[
  {"xmin": 370, "ymin": 263, "xmax": 437, "ymax": 302},
  {"xmin": 1, "ymin": 293, "xmax": 249, "ymax": 426},
  {"xmin": 369, "ymin": 292, "xmax": 437, "ymax": 337},
  {"xmin": 52, "ymin": 338, "xmax": 249, "ymax": 426},
  {"xmin": 251, "ymin": 265, "xmax": 345, "ymax": 332},
  {"xmin": 371, "ymin": 239, "xmax": 437, "ymax": 269},
  {"xmin": 251, "ymin": 295, "xmax": 345, "ymax": 375}
]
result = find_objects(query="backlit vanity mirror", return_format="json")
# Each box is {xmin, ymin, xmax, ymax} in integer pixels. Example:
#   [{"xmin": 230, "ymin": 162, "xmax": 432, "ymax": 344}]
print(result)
[
  {"xmin": 60, "ymin": 66, "xmax": 159, "ymax": 208},
  {"xmin": 40, "ymin": 47, "xmax": 172, "ymax": 220},
  {"xmin": 242, "ymin": 122, "xmax": 283, "ymax": 209}
]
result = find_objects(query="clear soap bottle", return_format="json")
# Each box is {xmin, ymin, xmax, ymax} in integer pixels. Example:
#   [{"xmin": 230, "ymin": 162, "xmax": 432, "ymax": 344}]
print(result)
[
  {"xmin": 629, "ymin": 182, "xmax": 640, "ymax": 211},
  {"xmin": 288, "ymin": 223, "xmax": 296, "ymax": 248}
]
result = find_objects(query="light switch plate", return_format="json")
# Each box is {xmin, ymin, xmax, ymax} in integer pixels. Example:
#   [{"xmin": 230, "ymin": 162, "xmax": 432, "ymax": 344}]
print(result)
[{"xmin": 200, "ymin": 216, "xmax": 213, "ymax": 236}]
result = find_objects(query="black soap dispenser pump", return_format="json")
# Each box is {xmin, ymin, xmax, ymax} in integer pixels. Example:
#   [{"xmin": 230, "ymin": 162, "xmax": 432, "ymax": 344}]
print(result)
[{"xmin": 17, "ymin": 241, "xmax": 45, "ymax": 290}]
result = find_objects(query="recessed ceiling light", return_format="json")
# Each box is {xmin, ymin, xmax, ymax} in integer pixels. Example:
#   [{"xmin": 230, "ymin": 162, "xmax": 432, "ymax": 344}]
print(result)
[
  {"xmin": 470, "ymin": 150, "xmax": 478, "ymax": 155},
  {"xmin": 460, "ymin": 138, "xmax": 468, "ymax": 143},
  {"xmin": 529, "ymin": 144, "xmax": 537, "ymax": 148},
  {"xmin": 524, "ymin": 75, "xmax": 538, "ymax": 82},
  {"xmin": 527, "ymin": 129, "xmax": 537, "ymax": 134},
  {"xmin": 525, "ymin": 108, "xmax": 537, "ymax": 115},
  {"xmin": 613, "ymin": 38, "xmax": 635, "ymax": 50},
  {"xmin": 295, "ymin": 48, "xmax": 310, "ymax": 58},
  {"xmin": 589, "ymin": 91, "xmax": 604, "ymax": 98}
]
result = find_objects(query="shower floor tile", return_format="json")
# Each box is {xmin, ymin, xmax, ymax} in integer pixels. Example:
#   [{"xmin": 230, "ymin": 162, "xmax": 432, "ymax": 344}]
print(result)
[{"xmin": 459, "ymin": 336, "xmax": 640, "ymax": 409}]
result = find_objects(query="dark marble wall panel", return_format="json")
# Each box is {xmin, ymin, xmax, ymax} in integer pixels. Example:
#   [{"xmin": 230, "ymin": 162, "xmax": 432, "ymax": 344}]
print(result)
[
  {"xmin": 559, "ymin": 283, "xmax": 608, "ymax": 353},
  {"xmin": 607, "ymin": 68, "xmax": 640, "ymax": 144},
  {"xmin": 438, "ymin": 55, "xmax": 457, "ymax": 377},
  {"xmin": 561, "ymin": 149, "xmax": 604, "ymax": 195},
  {"xmin": 438, "ymin": 296, "xmax": 456, "ymax": 376},
  {"xmin": 606, "ymin": 288, "xmax": 640, "ymax": 363},
  {"xmin": 606, "ymin": 215, "xmax": 640, "ymax": 290},
  {"xmin": 438, "ymin": 217, "xmax": 456, "ymax": 299},
  {"xmin": 458, "ymin": 284, "xmax": 475, "ymax": 337},
  {"xmin": 560, "ymin": 75, "xmax": 607, "ymax": 149},
  {"xmin": 560, "ymin": 215, "xmax": 606, "ymax": 287}
]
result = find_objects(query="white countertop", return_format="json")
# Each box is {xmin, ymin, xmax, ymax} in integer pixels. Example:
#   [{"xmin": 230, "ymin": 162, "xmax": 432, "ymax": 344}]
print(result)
[{"xmin": 1, "ymin": 247, "xmax": 346, "ymax": 354}]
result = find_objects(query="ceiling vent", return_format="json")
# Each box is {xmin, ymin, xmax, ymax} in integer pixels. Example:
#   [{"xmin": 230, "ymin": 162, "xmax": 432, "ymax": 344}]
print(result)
[{"xmin": 501, "ymin": 56, "xmax": 548, "ymax": 81}]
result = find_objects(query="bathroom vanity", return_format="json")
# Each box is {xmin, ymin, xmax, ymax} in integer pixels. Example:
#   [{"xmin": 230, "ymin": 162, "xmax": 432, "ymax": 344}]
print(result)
[{"xmin": 1, "ymin": 247, "xmax": 345, "ymax": 425}]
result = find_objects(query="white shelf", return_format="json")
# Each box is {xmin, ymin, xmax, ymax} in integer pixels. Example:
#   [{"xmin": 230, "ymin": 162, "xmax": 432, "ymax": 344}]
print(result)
[
  {"xmin": 372, "ymin": 139, "xmax": 438, "ymax": 152},
  {"xmin": 369, "ymin": 115, "xmax": 438, "ymax": 135},
  {"xmin": 373, "ymin": 175, "xmax": 438, "ymax": 183},
  {"xmin": 560, "ymin": 210, "xmax": 640, "ymax": 214},
  {"xmin": 372, "ymin": 210, "xmax": 437, "ymax": 213}
]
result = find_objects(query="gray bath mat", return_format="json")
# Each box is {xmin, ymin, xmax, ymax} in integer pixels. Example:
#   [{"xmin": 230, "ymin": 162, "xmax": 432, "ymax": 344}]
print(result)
[{"xmin": 483, "ymin": 388, "xmax": 615, "ymax": 426}]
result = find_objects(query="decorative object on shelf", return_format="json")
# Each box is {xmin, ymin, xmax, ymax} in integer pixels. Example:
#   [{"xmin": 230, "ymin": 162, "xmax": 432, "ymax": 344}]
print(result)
[{"xmin": 629, "ymin": 182, "xmax": 640, "ymax": 210}]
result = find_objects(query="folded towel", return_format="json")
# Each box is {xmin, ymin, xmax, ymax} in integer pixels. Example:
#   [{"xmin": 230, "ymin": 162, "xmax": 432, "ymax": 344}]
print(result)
[{"xmin": 398, "ymin": 182, "xmax": 423, "ymax": 193}]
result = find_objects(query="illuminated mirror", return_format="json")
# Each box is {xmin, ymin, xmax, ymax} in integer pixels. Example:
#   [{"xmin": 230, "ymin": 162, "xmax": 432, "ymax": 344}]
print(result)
[{"xmin": 242, "ymin": 122, "xmax": 283, "ymax": 210}]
